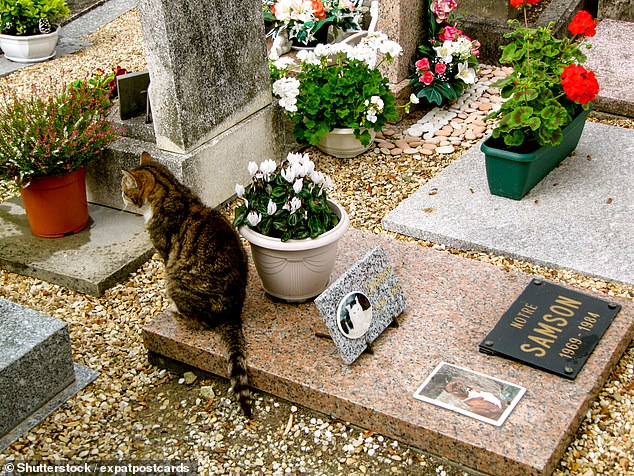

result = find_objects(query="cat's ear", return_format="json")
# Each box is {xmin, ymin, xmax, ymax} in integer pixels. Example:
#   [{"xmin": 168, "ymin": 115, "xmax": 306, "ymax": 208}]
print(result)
[
  {"xmin": 140, "ymin": 151, "xmax": 153, "ymax": 165},
  {"xmin": 121, "ymin": 169, "xmax": 138, "ymax": 188}
]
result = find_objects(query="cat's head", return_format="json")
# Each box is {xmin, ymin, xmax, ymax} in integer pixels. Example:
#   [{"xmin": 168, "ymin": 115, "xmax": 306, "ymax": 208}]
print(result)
[{"xmin": 121, "ymin": 151, "xmax": 155, "ymax": 208}]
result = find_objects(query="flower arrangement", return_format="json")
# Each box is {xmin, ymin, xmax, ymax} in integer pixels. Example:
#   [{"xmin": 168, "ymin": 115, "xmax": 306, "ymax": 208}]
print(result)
[
  {"xmin": 69, "ymin": 65, "xmax": 129, "ymax": 99},
  {"xmin": 233, "ymin": 152, "xmax": 338, "ymax": 242},
  {"xmin": 487, "ymin": 1, "xmax": 599, "ymax": 150},
  {"xmin": 0, "ymin": 0, "xmax": 69, "ymax": 35},
  {"xmin": 265, "ymin": 0, "xmax": 364, "ymax": 46},
  {"xmin": 410, "ymin": 0, "xmax": 480, "ymax": 106},
  {"xmin": 270, "ymin": 32, "xmax": 402, "ymax": 146},
  {"xmin": 0, "ymin": 79, "xmax": 120, "ymax": 192}
]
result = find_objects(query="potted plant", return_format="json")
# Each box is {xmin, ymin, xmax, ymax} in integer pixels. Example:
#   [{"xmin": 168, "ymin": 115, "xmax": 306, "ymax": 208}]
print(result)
[
  {"xmin": 0, "ymin": 0, "xmax": 69, "ymax": 63},
  {"xmin": 410, "ymin": 0, "xmax": 481, "ymax": 106},
  {"xmin": 267, "ymin": 0, "xmax": 365, "ymax": 47},
  {"xmin": 270, "ymin": 32, "xmax": 402, "ymax": 157},
  {"xmin": 482, "ymin": 1, "xmax": 599, "ymax": 200},
  {"xmin": 0, "ymin": 78, "xmax": 120, "ymax": 237},
  {"xmin": 234, "ymin": 152, "xmax": 349, "ymax": 302}
]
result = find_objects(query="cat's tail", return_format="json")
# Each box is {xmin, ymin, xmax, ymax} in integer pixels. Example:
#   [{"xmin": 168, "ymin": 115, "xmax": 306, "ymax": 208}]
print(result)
[{"xmin": 217, "ymin": 320, "xmax": 252, "ymax": 418}]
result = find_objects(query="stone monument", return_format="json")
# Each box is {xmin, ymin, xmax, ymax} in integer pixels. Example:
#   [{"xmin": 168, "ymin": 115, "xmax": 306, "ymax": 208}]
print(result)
[{"xmin": 87, "ymin": 0, "xmax": 285, "ymax": 210}]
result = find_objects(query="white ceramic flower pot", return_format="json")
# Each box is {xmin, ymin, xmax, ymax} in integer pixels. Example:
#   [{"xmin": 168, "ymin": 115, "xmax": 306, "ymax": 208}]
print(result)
[
  {"xmin": 316, "ymin": 127, "xmax": 376, "ymax": 158},
  {"xmin": 239, "ymin": 200, "xmax": 349, "ymax": 302},
  {"xmin": 0, "ymin": 27, "xmax": 59, "ymax": 63}
]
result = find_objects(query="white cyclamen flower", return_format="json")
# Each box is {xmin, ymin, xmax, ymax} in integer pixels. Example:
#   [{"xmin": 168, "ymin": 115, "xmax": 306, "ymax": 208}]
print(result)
[
  {"xmin": 267, "ymin": 199, "xmax": 278, "ymax": 215},
  {"xmin": 247, "ymin": 211, "xmax": 262, "ymax": 227},
  {"xmin": 247, "ymin": 161, "xmax": 258, "ymax": 176},
  {"xmin": 259, "ymin": 159, "xmax": 277, "ymax": 181},
  {"xmin": 281, "ymin": 166, "xmax": 296, "ymax": 183},
  {"xmin": 293, "ymin": 178, "xmax": 303, "ymax": 194},
  {"xmin": 455, "ymin": 62, "xmax": 476, "ymax": 84},
  {"xmin": 235, "ymin": 183, "xmax": 245, "ymax": 198},
  {"xmin": 289, "ymin": 197, "xmax": 302, "ymax": 214},
  {"xmin": 310, "ymin": 170, "xmax": 324, "ymax": 185}
]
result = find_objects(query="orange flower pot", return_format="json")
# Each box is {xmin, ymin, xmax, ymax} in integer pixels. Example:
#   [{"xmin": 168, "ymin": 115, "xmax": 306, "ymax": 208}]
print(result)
[{"xmin": 20, "ymin": 166, "xmax": 89, "ymax": 238}]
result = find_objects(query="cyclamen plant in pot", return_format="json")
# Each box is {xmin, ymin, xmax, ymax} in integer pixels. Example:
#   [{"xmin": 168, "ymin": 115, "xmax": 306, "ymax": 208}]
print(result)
[
  {"xmin": 0, "ymin": 79, "xmax": 120, "ymax": 236},
  {"xmin": 234, "ymin": 152, "xmax": 349, "ymax": 301},
  {"xmin": 0, "ymin": 0, "xmax": 70, "ymax": 62},
  {"xmin": 265, "ymin": 0, "xmax": 365, "ymax": 47},
  {"xmin": 482, "ymin": 1, "xmax": 600, "ymax": 199},
  {"xmin": 270, "ymin": 32, "xmax": 402, "ymax": 156},
  {"xmin": 410, "ymin": 0, "xmax": 481, "ymax": 106}
]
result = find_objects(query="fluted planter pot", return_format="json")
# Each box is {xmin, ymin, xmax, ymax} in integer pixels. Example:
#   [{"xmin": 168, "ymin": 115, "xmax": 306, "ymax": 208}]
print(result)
[
  {"xmin": 0, "ymin": 27, "xmax": 59, "ymax": 63},
  {"xmin": 316, "ymin": 127, "xmax": 375, "ymax": 158},
  {"xmin": 481, "ymin": 107, "xmax": 591, "ymax": 200},
  {"xmin": 239, "ymin": 200, "xmax": 349, "ymax": 302},
  {"xmin": 20, "ymin": 166, "xmax": 89, "ymax": 238}
]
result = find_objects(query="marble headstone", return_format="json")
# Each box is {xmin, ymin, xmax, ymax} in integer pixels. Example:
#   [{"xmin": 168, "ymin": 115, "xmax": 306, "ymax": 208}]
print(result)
[{"xmin": 314, "ymin": 246, "xmax": 408, "ymax": 364}]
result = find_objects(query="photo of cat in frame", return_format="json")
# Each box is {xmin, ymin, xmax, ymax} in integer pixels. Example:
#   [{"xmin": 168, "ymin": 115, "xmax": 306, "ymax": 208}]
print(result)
[{"xmin": 337, "ymin": 292, "xmax": 373, "ymax": 339}]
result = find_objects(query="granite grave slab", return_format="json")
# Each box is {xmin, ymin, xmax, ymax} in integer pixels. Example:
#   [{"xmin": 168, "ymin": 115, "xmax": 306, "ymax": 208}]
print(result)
[
  {"xmin": 143, "ymin": 228, "xmax": 634, "ymax": 476},
  {"xmin": 382, "ymin": 122, "xmax": 634, "ymax": 287},
  {"xmin": 0, "ymin": 199, "xmax": 154, "ymax": 296},
  {"xmin": 0, "ymin": 299, "xmax": 98, "ymax": 452}
]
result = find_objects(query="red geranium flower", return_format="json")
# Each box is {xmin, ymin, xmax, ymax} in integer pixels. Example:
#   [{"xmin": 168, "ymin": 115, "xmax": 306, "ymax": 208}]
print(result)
[
  {"xmin": 561, "ymin": 64, "xmax": 599, "ymax": 104},
  {"xmin": 510, "ymin": 0, "xmax": 540, "ymax": 8},
  {"xmin": 568, "ymin": 10, "xmax": 596, "ymax": 37},
  {"xmin": 420, "ymin": 71, "xmax": 435, "ymax": 85}
]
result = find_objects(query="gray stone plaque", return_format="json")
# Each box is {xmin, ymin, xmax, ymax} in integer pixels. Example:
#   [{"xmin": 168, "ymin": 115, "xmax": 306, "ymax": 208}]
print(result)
[{"xmin": 314, "ymin": 246, "xmax": 408, "ymax": 364}]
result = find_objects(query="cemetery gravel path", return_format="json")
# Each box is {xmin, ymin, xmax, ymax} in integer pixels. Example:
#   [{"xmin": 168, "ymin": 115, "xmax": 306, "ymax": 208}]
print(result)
[{"xmin": 1, "ymin": 9, "xmax": 634, "ymax": 476}]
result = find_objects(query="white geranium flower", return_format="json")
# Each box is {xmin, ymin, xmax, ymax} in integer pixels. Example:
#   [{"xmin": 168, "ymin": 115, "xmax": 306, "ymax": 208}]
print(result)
[
  {"xmin": 296, "ymin": 49, "xmax": 320, "ymax": 65},
  {"xmin": 267, "ymin": 199, "xmax": 278, "ymax": 216},
  {"xmin": 247, "ymin": 161, "xmax": 258, "ymax": 176},
  {"xmin": 366, "ymin": 109, "xmax": 378, "ymax": 123},
  {"xmin": 235, "ymin": 183, "xmax": 245, "ymax": 198},
  {"xmin": 293, "ymin": 178, "xmax": 303, "ymax": 194},
  {"xmin": 455, "ymin": 62, "xmax": 476, "ymax": 84},
  {"xmin": 410, "ymin": 93, "xmax": 420, "ymax": 104},
  {"xmin": 247, "ymin": 211, "xmax": 262, "ymax": 227},
  {"xmin": 370, "ymin": 95, "xmax": 384, "ymax": 111},
  {"xmin": 273, "ymin": 57, "xmax": 296, "ymax": 71},
  {"xmin": 272, "ymin": 77, "xmax": 300, "ymax": 113}
]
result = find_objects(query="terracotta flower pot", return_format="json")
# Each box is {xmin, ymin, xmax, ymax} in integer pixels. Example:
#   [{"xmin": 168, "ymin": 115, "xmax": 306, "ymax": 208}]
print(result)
[
  {"xmin": 239, "ymin": 200, "xmax": 349, "ymax": 302},
  {"xmin": 20, "ymin": 166, "xmax": 89, "ymax": 238}
]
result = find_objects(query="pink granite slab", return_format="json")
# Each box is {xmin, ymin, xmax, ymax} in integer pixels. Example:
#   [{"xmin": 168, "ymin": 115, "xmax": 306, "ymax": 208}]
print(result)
[{"xmin": 143, "ymin": 229, "xmax": 634, "ymax": 476}]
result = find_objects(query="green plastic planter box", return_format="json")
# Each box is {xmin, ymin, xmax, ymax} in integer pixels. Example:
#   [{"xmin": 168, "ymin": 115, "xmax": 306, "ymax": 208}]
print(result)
[{"xmin": 481, "ymin": 107, "xmax": 591, "ymax": 200}]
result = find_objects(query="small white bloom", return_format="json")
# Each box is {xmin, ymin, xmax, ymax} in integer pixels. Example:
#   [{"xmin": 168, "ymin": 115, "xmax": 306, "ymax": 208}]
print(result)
[
  {"xmin": 293, "ymin": 178, "xmax": 303, "ymax": 194},
  {"xmin": 272, "ymin": 76, "xmax": 300, "ymax": 113},
  {"xmin": 259, "ymin": 159, "xmax": 277, "ymax": 181},
  {"xmin": 310, "ymin": 170, "xmax": 324, "ymax": 185},
  {"xmin": 273, "ymin": 56, "xmax": 296, "ymax": 71},
  {"xmin": 289, "ymin": 196, "xmax": 302, "ymax": 214},
  {"xmin": 287, "ymin": 152, "xmax": 303, "ymax": 166},
  {"xmin": 235, "ymin": 183, "xmax": 245, "ymax": 198},
  {"xmin": 247, "ymin": 161, "xmax": 258, "ymax": 176},
  {"xmin": 410, "ymin": 93, "xmax": 420, "ymax": 104},
  {"xmin": 370, "ymin": 95, "xmax": 384, "ymax": 111},
  {"xmin": 281, "ymin": 166, "xmax": 296, "ymax": 183},
  {"xmin": 455, "ymin": 62, "xmax": 476, "ymax": 84},
  {"xmin": 267, "ymin": 199, "xmax": 278, "ymax": 215},
  {"xmin": 296, "ymin": 49, "xmax": 320, "ymax": 65},
  {"xmin": 246, "ymin": 211, "xmax": 262, "ymax": 227},
  {"xmin": 433, "ymin": 41, "xmax": 453, "ymax": 63}
]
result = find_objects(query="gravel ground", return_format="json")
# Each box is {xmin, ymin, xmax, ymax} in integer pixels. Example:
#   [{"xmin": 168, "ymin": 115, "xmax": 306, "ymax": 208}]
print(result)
[{"xmin": 1, "ymin": 9, "xmax": 633, "ymax": 476}]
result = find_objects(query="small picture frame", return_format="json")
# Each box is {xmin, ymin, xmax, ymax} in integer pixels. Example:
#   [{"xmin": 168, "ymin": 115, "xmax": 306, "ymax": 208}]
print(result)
[{"xmin": 413, "ymin": 362, "xmax": 526, "ymax": 426}]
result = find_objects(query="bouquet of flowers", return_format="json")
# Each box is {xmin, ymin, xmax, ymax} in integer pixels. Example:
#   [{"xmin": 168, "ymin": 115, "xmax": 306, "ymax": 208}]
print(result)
[
  {"xmin": 265, "ymin": 0, "xmax": 365, "ymax": 46},
  {"xmin": 233, "ymin": 152, "xmax": 338, "ymax": 241},
  {"xmin": 270, "ymin": 32, "xmax": 402, "ymax": 146},
  {"xmin": 487, "ymin": 1, "xmax": 599, "ymax": 149},
  {"xmin": 410, "ymin": 0, "xmax": 480, "ymax": 106}
]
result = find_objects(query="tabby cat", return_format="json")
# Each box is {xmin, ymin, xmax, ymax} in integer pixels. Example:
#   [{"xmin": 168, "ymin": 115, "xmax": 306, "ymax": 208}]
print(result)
[{"xmin": 121, "ymin": 151, "xmax": 252, "ymax": 417}]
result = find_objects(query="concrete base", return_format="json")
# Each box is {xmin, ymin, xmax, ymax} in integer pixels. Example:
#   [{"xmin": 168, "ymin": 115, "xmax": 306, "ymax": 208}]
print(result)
[
  {"xmin": 0, "ymin": 199, "xmax": 153, "ymax": 296},
  {"xmin": 382, "ymin": 122, "xmax": 634, "ymax": 287},
  {"xmin": 87, "ymin": 103, "xmax": 286, "ymax": 210},
  {"xmin": 0, "ymin": 299, "xmax": 98, "ymax": 451},
  {"xmin": 143, "ymin": 229, "xmax": 634, "ymax": 476}
]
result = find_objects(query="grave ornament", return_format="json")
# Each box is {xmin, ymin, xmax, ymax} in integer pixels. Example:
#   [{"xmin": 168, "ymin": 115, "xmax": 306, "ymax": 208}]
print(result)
[{"xmin": 314, "ymin": 246, "xmax": 408, "ymax": 364}]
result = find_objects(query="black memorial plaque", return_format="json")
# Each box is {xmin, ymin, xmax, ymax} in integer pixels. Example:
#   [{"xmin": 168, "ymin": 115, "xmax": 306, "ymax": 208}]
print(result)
[
  {"xmin": 479, "ymin": 279, "xmax": 621, "ymax": 379},
  {"xmin": 117, "ymin": 71, "xmax": 151, "ymax": 120}
]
